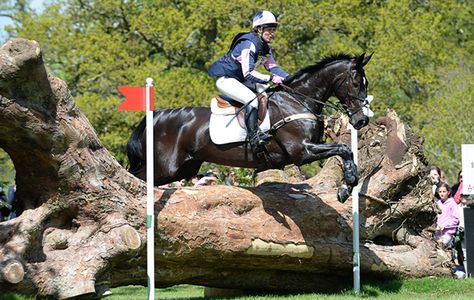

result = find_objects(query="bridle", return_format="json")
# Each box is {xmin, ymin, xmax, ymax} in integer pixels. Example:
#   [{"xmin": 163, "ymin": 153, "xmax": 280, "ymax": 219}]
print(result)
[
  {"xmin": 332, "ymin": 67, "xmax": 369, "ymax": 117},
  {"xmin": 279, "ymin": 66, "xmax": 369, "ymax": 118}
]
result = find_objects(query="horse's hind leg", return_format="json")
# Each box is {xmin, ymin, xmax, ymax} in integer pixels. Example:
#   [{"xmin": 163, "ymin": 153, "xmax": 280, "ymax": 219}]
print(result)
[
  {"xmin": 175, "ymin": 160, "xmax": 204, "ymax": 182},
  {"xmin": 155, "ymin": 159, "xmax": 203, "ymax": 186}
]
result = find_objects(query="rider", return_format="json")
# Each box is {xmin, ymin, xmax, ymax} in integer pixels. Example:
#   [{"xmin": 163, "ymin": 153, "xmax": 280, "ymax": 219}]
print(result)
[{"xmin": 208, "ymin": 10, "xmax": 289, "ymax": 148}]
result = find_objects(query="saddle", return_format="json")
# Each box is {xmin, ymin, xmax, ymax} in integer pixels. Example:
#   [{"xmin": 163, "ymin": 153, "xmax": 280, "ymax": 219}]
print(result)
[
  {"xmin": 213, "ymin": 93, "xmax": 268, "ymax": 127},
  {"xmin": 208, "ymin": 90, "xmax": 272, "ymax": 147}
]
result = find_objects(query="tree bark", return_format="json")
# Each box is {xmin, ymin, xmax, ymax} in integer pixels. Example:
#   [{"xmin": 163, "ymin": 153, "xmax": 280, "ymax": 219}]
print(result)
[{"xmin": 0, "ymin": 38, "xmax": 452, "ymax": 299}]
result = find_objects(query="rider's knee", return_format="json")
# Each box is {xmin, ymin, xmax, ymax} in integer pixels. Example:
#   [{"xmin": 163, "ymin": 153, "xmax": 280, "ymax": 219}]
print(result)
[{"xmin": 216, "ymin": 77, "xmax": 256, "ymax": 106}]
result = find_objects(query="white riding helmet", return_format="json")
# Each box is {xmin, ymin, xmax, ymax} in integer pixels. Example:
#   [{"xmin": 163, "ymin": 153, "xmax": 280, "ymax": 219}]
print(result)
[{"xmin": 252, "ymin": 10, "xmax": 278, "ymax": 29}]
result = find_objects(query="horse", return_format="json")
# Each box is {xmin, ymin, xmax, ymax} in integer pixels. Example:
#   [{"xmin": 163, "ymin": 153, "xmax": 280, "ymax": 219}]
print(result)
[{"xmin": 127, "ymin": 53, "xmax": 372, "ymax": 200}]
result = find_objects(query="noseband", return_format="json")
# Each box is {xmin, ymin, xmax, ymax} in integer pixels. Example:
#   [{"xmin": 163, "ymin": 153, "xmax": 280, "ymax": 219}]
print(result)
[{"xmin": 333, "ymin": 69, "xmax": 369, "ymax": 117}]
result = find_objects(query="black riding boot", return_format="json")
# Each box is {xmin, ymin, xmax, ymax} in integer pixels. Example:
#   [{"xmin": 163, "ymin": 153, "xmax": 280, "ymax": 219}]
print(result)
[{"xmin": 245, "ymin": 106, "xmax": 269, "ymax": 148}]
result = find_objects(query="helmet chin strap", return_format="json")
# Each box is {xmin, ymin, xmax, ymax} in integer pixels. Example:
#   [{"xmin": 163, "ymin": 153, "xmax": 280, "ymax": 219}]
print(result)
[{"xmin": 256, "ymin": 27, "xmax": 265, "ymax": 40}]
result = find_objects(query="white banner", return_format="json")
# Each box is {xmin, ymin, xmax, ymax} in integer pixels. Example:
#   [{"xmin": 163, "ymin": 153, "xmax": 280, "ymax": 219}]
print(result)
[{"xmin": 462, "ymin": 144, "xmax": 474, "ymax": 195}]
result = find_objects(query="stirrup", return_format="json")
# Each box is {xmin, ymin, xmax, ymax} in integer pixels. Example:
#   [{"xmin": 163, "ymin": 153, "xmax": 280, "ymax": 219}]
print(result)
[
  {"xmin": 248, "ymin": 130, "xmax": 271, "ymax": 148},
  {"xmin": 258, "ymin": 130, "xmax": 272, "ymax": 143}
]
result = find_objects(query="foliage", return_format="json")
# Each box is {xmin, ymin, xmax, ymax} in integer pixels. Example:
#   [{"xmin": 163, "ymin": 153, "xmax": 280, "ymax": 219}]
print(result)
[
  {"xmin": 0, "ymin": 150, "xmax": 15, "ymax": 187},
  {"xmin": 0, "ymin": 0, "xmax": 472, "ymax": 183},
  {"xmin": 199, "ymin": 162, "xmax": 257, "ymax": 186},
  {"xmin": 411, "ymin": 63, "xmax": 474, "ymax": 182}
]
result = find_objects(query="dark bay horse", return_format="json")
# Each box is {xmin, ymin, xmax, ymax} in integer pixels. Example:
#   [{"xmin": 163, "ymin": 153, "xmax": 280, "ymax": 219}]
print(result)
[{"xmin": 127, "ymin": 53, "xmax": 372, "ymax": 199}]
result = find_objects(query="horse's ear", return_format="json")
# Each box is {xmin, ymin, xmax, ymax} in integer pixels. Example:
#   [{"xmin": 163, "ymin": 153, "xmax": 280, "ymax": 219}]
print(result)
[
  {"xmin": 362, "ymin": 52, "xmax": 374, "ymax": 67},
  {"xmin": 354, "ymin": 53, "xmax": 365, "ymax": 70}
]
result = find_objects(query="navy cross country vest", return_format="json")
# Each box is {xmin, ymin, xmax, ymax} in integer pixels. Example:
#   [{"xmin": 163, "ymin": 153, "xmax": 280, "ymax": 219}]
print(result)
[{"xmin": 208, "ymin": 32, "xmax": 270, "ymax": 82}]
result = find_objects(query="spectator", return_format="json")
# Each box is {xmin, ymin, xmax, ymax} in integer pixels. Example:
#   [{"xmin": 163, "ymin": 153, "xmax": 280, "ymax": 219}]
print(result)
[
  {"xmin": 458, "ymin": 193, "xmax": 468, "ymax": 228},
  {"xmin": 177, "ymin": 179, "xmax": 187, "ymax": 187},
  {"xmin": 194, "ymin": 172, "xmax": 218, "ymax": 187},
  {"xmin": 454, "ymin": 194, "xmax": 467, "ymax": 279},
  {"xmin": 7, "ymin": 185, "xmax": 16, "ymax": 219},
  {"xmin": 165, "ymin": 179, "xmax": 188, "ymax": 188},
  {"xmin": 434, "ymin": 183, "xmax": 460, "ymax": 247},
  {"xmin": 455, "ymin": 190, "xmax": 468, "ymax": 271},
  {"xmin": 429, "ymin": 166, "xmax": 445, "ymax": 200},
  {"xmin": 225, "ymin": 171, "xmax": 240, "ymax": 187},
  {"xmin": 191, "ymin": 175, "xmax": 200, "ymax": 187},
  {"xmin": 451, "ymin": 171, "xmax": 463, "ymax": 204}
]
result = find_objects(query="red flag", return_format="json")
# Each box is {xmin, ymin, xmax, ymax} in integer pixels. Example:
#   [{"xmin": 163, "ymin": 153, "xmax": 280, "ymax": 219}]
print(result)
[{"xmin": 118, "ymin": 86, "xmax": 154, "ymax": 111}]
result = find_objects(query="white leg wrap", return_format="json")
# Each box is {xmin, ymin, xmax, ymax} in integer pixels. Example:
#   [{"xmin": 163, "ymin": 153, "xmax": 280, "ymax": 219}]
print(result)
[{"xmin": 216, "ymin": 77, "xmax": 258, "ymax": 108}]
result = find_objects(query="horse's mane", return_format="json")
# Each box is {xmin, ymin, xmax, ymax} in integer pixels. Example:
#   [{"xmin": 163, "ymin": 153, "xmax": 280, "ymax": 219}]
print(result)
[{"xmin": 283, "ymin": 53, "xmax": 355, "ymax": 84}]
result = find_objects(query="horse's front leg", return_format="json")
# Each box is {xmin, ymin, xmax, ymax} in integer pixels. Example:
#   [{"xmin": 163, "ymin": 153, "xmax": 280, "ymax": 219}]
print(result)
[{"xmin": 299, "ymin": 142, "xmax": 357, "ymax": 202}]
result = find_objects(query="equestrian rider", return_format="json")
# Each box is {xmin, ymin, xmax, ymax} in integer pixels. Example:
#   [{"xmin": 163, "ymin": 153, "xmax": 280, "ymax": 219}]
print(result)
[{"xmin": 208, "ymin": 10, "xmax": 289, "ymax": 148}]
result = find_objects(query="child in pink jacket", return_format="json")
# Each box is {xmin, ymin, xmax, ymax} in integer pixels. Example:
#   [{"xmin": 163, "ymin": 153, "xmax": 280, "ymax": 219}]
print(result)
[{"xmin": 434, "ymin": 183, "xmax": 460, "ymax": 246}]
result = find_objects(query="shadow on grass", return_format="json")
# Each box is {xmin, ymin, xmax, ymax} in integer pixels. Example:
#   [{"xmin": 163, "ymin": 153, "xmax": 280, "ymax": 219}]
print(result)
[
  {"xmin": 146, "ymin": 277, "xmax": 405, "ymax": 300},
  {"xmin": 358, "ymin": 277, "xmax": 404, "ymax": 298},
  {"xmin": 0, "ymin": 279, "xmax": 405, "ymax": 300},
  {"xmin": 199, "ymin": 277, "xmax": 405, "ymax": 299}
]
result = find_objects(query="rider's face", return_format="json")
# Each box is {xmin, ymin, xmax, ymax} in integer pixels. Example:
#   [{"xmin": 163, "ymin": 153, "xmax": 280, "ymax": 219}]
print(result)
[{"xmin": 260, "ymin": 27, "xmax": 277, "ymax": 43}]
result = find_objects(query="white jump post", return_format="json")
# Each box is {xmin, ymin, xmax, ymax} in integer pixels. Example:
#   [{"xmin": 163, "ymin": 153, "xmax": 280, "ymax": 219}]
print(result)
[
  {"xmin": 352, "ymin": 95, "xmax": 374, "ymax": 293},
  {"xmin": 145, "ymin": 78, "xmax": 155, "ymax": 300},
  {"xmin": 351, "ymin": 124, "xmax": 360, "ymax": 293},
  {"xmin": 117, "ymin": 78, "xmax": 156, "ymax": 299}
]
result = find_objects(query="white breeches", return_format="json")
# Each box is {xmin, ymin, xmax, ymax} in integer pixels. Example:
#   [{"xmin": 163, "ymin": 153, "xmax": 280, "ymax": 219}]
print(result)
[{"xmin": 216, "ymin": 77, "xmax": 258, "ymax": 108}]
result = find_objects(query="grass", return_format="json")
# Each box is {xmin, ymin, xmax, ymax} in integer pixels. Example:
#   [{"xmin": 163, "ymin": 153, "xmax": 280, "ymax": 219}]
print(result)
[
  {"xmin": 1, "ymin": 278, "xmax": 473, "ymax": 299},
  {"xmin": 109, "ymin": 284, "xmax": 204, "ymax": 299}
]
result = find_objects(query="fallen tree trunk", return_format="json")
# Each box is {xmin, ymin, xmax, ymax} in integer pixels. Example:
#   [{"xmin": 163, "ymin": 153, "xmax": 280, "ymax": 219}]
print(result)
[{"xmin": 0, "ymin": 38, "xmax": 452, "ymax": 299}]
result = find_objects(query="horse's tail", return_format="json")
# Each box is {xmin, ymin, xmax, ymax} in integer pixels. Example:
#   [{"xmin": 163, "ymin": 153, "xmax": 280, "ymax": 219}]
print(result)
[{"xmin": 126, "ymin": 117, "xmax": 147, "ymax": 175}]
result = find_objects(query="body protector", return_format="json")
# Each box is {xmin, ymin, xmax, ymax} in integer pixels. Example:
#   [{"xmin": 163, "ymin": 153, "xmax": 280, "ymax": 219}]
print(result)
[{"xmin": 208, "ymin": 32, "xmax": 287, "ymax": 90}]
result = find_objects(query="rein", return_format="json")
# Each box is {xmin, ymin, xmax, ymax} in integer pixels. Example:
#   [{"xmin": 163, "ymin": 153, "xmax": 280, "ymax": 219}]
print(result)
[
  {"xmin": 279, "ymin": 83, "xmax": 343, "ymax": 114},
  {"xmin": 265, "ymin": 84, "xmax": 331, "ymax": 135},
  {"xmin": 267, "ymin": 68, "xmax": 369, "ymax": 134},
  {"xmin": 225, "ymin": 66, "xmax": 369, "ymax": 137},
  {"xmin": 265, "ymin": 81, "xmax": 350, "ymax": 134}
]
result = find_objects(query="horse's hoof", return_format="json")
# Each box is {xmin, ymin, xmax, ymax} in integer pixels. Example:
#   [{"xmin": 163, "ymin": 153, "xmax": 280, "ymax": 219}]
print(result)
[{"xmin": 337, "ymin": 185, "xmax": 351, "ymax": 203}]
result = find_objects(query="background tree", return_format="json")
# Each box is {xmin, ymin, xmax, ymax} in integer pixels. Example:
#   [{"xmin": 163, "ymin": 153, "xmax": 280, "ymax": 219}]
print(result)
[{"xmin": 0, "ymin": 0, "xmax": 473, "ymax": 183}]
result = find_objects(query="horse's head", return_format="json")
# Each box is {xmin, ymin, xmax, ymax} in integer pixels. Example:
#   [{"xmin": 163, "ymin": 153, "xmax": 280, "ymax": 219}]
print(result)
[
  {"xmin": 333, "ymin": 53, "xmax": 373, "ymax": 130},
  {"xmin": 280, "ymin": 53, "xmax": 373, "ymax": 129}
]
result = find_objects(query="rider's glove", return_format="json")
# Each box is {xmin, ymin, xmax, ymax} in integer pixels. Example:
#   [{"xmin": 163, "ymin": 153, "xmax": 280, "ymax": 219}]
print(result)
[{"xmin": 270, "ymin": 74, "xmax": 285, "ymax": 85}]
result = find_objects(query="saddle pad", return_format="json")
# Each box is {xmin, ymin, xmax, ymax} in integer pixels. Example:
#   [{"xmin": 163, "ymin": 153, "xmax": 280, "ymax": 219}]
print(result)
[{"xmin": 209, "ymin": 108, "xmax": 271, "ymax": 145}]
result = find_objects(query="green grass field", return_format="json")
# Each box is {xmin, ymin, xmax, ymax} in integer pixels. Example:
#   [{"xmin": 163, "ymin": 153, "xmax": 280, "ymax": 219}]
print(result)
[{"xmin": 1, "ymin": 278, "xmax": 473, "ymax": 299}]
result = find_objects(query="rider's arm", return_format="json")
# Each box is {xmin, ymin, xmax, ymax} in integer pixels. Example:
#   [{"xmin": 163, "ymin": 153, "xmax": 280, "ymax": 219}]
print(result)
[
  {"xmin": 234, "ymin": 40, "xmax": 271, "ymax": 84},
  {"xmin": 265, "ymin": 49, "xmax": 289, "ymax": 79}
]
